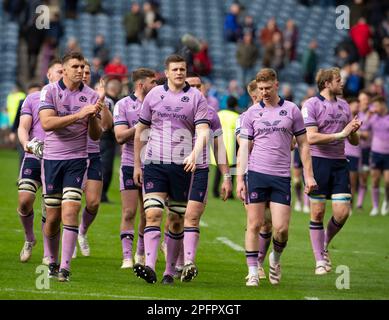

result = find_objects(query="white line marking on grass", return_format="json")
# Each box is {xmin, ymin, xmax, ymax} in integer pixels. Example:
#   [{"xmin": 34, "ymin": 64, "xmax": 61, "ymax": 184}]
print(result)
[
  {"xmin": 331, "ymin": 249, "xmax": 383, "ymax": 256},
  {"xmin": 304, "ymin": 296, "xmax": 319, "ymax": 300},
  {"xmin": 1, "ymin": 288, "xmax": 174, "ymax": 300},
  {"xmin": 200, "ymin": 220, "xmax": 208, "ymax": 227},
  {"xmin": 216, "ymin": 237, "xmax": 245, "ymax": 252}
]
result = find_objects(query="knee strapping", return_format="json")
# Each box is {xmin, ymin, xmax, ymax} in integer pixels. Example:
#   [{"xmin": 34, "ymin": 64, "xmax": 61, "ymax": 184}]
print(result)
[
  {"xmin": 18, "ymin": 178, "xmax": 40, "ymax": 194},
  {"xmin": 43, "ymin": 193, "xmax": 62, "ymax": 208},
  {"xmin": 62, "ymin": 187, "xmax": 83, "ymax": 203},
  {"xmin": 331, "ymin": 193, "xmax": 351, "ymax": 203},
  {"xmin": 309, "ymin": 194, "xmax": 326, "ymax": 203},
  {"xmin": 143, "ymin": 195, "xmax": 165, "ymax": 213},
  {"xmin": 167, "ymin": 200, "xmax": 187, "ymax": 216}
]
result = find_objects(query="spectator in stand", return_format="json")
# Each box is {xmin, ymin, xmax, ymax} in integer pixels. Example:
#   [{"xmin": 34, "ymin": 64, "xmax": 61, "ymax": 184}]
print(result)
[
  {"xmin": 84, "ymin": 0, "xmax": 104, "ymax": 15},
  {"xmin": 64, "ymin": 0, "xmax": 79, "ymax": 19},
  {"xmin": 40, "ymin": 5, "xmax": 63, "ymax": 82},
  {"xmin": 381, "ymin": 37, "xmax": 389, "ymax": 77},
  {"xmin": 335, "ymin": 37, "xmax": 359, "ymax": 65},
  {"xmin": 143, "ymin": 1, "xmax": 164, "ymax": 41},
  {"xmin": 3, "ymin": 0, "xmax": 25, "ymax": 22},
  {"xmin": 260, "ymin": 17, "xmax": 281, "ymax": 47},
  {"xmin": 282, "ymin": 83, "xmax": 294, "ymax": 102},
  {"xmin": 91, "ymin": 57, "xmax": 105, "ymax": 87},
  {"xmin": 349, "ymin": 0, "xmax": 366, "ymax": 27},
  {"xmin": 335, "ymin": 48, "xmax": 352, "ymax": 68},
  {"xmin": 236, "ymin": 32, "xmax": 259, "ymax": 86},
  {"xmin": 283, "ymin": 19, "xmax": 298, "ymax": 62},
  {"xmin": 364, "ymin": 47, "xmax": 380, "ymax": 84},
  {"xmin": 344, "ymin": 62, "xmax": 364, "ymax": 98},
  {"xmin": 241, "ymin": 15, "xmax": 256, "ymax": 39},
  {"xmin": 193, "ymin": 41, "xmax": 212, "ymax": 77},
  {"xmin": 93, "ymin": 34, "xmax": 110, "ymax": 67},
  {"xmin": 104, "ymin": 56, "xmax": 128, "ymax": 82},
  {"xmin": 202, "ymin": 80, "xmax": 220, "ymax": 111},
  {"xmin": 64, "ymin": 36, "xmax": 81, "ymax": 54},
  {"xmin": 302, "ymin": 39, "xmax": 318, "ymax": 85},
  {"xmin": 350, "ymin": 17, "xmax": 372, "ymax": 61},
  {"xmin": 176, "ymin": 33, "xmax": 201, "ymax": 73},
  {"xmin": 123, "ymin": 2, "xmax": 144, "ymax": 45},
  {"xmin": 24, "ymin": 10, "xmax": 46, "ymax": 79},
  {"xmin": 220, "ymin": 80, "xmax": 247, "ymax": 110},
  {"xmin": 223, "ymin": 3, "xmax": 242, "ymax": 42}
]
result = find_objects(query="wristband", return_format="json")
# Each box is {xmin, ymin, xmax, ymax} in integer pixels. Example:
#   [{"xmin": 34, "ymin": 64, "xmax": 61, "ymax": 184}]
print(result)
[
  {"xmin": 334, "ymin": 130, "xmax": 346, "ymax": 140},
  {"xmin": 223, "ymin": 173, "xmax": 232, "ymax": 180}
]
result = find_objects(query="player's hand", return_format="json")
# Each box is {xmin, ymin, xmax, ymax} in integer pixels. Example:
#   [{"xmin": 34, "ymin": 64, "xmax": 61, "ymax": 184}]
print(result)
[
  {"xmin": 220, "ymin": 178, "xmax": 232, "ymax": 201},
  {"xmin": 344, "ymin": 116, "xmax": 362, "ymax": 136},
  {"xmin": 23, "ymin": 140, "xmax": 31, "ymax": 153},
  {"xmin": 9, "ymin": 132, "xmax": 16, "ymax": 144},
  {"xmin": 183, "ymin": 152, "xmax": 196, "ymax": 172},
  {"xmin": 236, "ymin": 179, "xmax": 246, "ymax": 202},
  {"xmin": 97, "ymin": 78, "xmax": 106, "ymax": 103},
  {"xmin": 134, "ymin": 166, "xmax": 143, "ymax": 187},
  {"xmin": 78, "ymin": 104, "xmax": 99, "ymax": 119},
  {"xmin": 304, "ymin": 175, "xmax": 318, "ymax": 195}
]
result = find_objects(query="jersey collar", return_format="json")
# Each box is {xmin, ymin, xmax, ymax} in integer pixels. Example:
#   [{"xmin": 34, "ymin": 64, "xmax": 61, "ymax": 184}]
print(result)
[
  {"xmin": 58, "ymin": 78, "xmax": 84, "ymax": 92},
  {"xmin": 163, "ymin": 81, "xmax": 191, "ymax": 93},
  {"xmin": 259, "ymin": 97, "xmax": 284, "ymax": 108}
]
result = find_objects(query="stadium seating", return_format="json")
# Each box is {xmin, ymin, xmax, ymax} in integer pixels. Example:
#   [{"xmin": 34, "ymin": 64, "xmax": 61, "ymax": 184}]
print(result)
[{"xmin": 0, "ymin": 0, "xmax": 388, "ymax": 111}]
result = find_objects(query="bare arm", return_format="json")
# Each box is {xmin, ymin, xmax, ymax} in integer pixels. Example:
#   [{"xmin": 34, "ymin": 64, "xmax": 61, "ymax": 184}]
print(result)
[
  {"xmin": 306, "ymin": 116, "xmax": 362, "ymax": 145},
  {"xmin": 296, "ymin": 133, "xmax": 317, "ymax": 194},
  {"xmin": 213, "ymin": 135, "xmax": 232, "ymax": 201},
  {"xmin": 17, "ymin": 115, "xmax": 32, "ymax": 151},
  {"xmin": 114, "ymin": 124, "xmax": 136, "ymax": 145},
  {"xmin": 183, "ymin": 123, "xmax": 210, "ymax": 172},
  {"xmin": 133, "ymin": 122, "xmax": 149, "ymax": 186},
  {"xmin": 88, "ymin": 116, "xmax": 102, "ymax": 141},
  {"xmin": 100, "ymin": 104, "xmax": 113, "ymax": 131}
]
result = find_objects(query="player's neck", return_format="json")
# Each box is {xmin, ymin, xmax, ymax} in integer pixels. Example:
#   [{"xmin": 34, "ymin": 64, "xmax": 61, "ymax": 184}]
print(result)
[
  {"xmin": 320, "ymin": 90, "xmax": 336, "ymax": 102},
  {"xmin": 63, "ymin": 77, "xmax": 81, "ymax": 91},
  {"xmin": 134, "ymin": 90, "xmax": 144, "ymax": 102},
  {"xmin": 167, "ymin": 80, "xmax": 185, "ymax": 93},
  {"xmin": 263, "ymin": 95, "xmax": 280, "ymax": 107}
]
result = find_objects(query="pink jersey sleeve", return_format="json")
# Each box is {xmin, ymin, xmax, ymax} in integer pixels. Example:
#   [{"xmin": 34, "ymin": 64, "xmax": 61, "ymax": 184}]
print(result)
[
  {"xmin": 194, "ymin": 95, "xmax": 210, "ymax": 126},
  {"xmin": 292, "ymin": 104, "xmax": 307, "ymax": 136},
  {"xmin": 39, "ymin": 84, "xmax": 56, "ymax": 112},
  {"xmin": 240, "ymin": 108, "xmax": 254, "ymax": 140},
  {"xmin": 21, "ymin": 95, "xmax": 33, "ymax": 116},
  {"xmin": 113, "ymin": 101, "xmax": 129, "ymax": 127},
  {"xmin": 302, "ymin": 98, "xmax": 317, "ymax": 127}
]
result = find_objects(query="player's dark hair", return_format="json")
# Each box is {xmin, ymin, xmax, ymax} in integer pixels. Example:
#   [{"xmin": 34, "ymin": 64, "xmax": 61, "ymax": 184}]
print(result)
[
  {"xmin": 132, "ymin": 68, "xmax": 156, "ymax": 83},
  {"xmin": 62, "ymin": 52, "xmax": 85, "ymax": 65},
  {"xmin": 155, "ymin": 76, "xmax": 167, "ymax": 85},
  {"xmin": 186, "ymin": 71, "xmax": 201, "ymax": 79},
  {"xmin": 48, "ymin": 58, "xmax": 62, "ymax": 69},
  {"xmin": 27, "ymin": 82, "xmax": 42, "ymax": 90},
  {"xmin": 164, "ymin": 54, "xmax": 186, "ymax": 69},
  {"xmin": 371, "ymin": 95, "xmax": 386, "ymax": 104},
  {"xmin": 347, "ymin": 97, "xmax": 359, "ymax": 104}
]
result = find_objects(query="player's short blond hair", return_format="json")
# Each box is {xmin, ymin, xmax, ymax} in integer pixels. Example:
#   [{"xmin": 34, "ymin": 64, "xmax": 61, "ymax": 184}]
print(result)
[
  {"xmin": 256, "ymin": 68, "xmax": 277, "ymax": 83},
  {"xmin": 315, "ymin": 67, "xmax": 341, "ymax": 92},
  {"xmin": 247, "ymin": 80, "xmax": 258, "ymax": 95}
]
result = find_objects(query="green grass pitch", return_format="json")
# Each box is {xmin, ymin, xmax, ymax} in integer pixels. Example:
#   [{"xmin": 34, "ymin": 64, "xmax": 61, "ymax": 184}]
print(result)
[{"xmin": 0, "ymin": 149, "xmax": 388, "ymax": 300}]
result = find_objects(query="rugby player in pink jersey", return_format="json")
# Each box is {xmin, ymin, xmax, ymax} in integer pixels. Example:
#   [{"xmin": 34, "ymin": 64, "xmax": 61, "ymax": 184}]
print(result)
[
  {"xmin": 237, "ymin": 68, "xmax": 317, "ymax": 286},
  {"xmin": 114, "ymin": 68, "xmax": 157, "ymax": 269},
  {"xmin": 236, "ymin": 80, "xmax": 273, "ymax": 281},
  {"xmin": 167, "ymin": 72, "xmax": 232, "ymax": 283},
  {"xmin": 133, "ymin": 55, "xmax": 210, "ymax": 284},
  {"xmin": 302, "ymin": 67, "xmax": 362, "ymax": 275},
  {"xmin": 17, "ymin": 59, "xmax": 63, "ymax": 264},
  {"xmin": 39, "ymin": 52, "xmax": 104, "ymax": 282},
  {"xmin": 72, "ymin": 61, "xmax": 113, "ymax": 258},
  {"xmin": 356, "ymin": 91, "xmax": 372, "ymax": 210},
  {"xmin": 363, "ymin": 96, "xmax": 389, "ymax": 216},
  {"xmin": 344, "ymin": 98, "xmax": 361, "ymax": 213}
]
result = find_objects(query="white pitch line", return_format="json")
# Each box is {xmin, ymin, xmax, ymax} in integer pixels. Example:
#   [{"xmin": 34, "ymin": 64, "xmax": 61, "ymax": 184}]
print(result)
[
  {"xmin": 199, "ymin": 220, "xmax": 208, "ymax": 227},
  {"xmin": 0, "ymin": 288, "xmax": 173, "ymax": 300},
  {"xmin": 304, "ymin": 296, "xmax": 319, "ymax": 300},
  {"xmin": 216, "ymin": 237, "xmax": 245, "ymax": 252}
]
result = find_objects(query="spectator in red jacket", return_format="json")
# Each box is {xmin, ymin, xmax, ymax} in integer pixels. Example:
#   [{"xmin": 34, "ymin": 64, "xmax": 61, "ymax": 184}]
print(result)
[
  {"xmin": 193, "ymin": 41, "xmax": 212, "ymax": 77},
  {"xmin": 104, "ymin": 56, "xmax": 128, "ymax": 81},
  {"xmin": 350, "ymin": 17, "xmax": 372, "ymax": 59}
]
